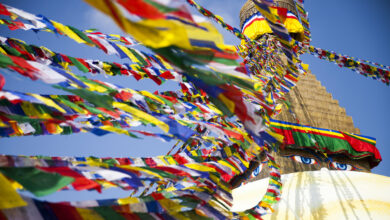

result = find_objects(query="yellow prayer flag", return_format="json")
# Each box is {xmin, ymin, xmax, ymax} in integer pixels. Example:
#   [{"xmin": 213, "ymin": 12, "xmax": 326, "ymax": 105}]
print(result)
[
  {"xmin": 100, "ymin": 125, "xmax": 129, "ymax": 136},
  {"xmin": 155, "ymin": 55, "xmax": 173, "ymax": 69},
  {"xmin": 11, "ymin": 180, "xmax": 23, "ymax": 190},
  {"xmin": 234, "ymin": 153, "xmax": 249, "ymax": 167},
  {"xmin": 121, "ymin": 166, "xmax": 164, "ymax": 179},
  {"xmin": 301, "ymin": 63, "xmax": 309, "ymax": 71},
  {"xmin": 76, "ymin": 208, "xmax": 104, "ymax": 220},
  {"xmin": 116, "ymin": 45, "xmax": 140, "ymax": 63},
  {"xmin": 84, "ymin": 0, "xmax": 225, "ymax": 51},
  {"xmin": 0, "ymin": 46, "xmax": 7, "ymax": 55},
  {"xmin": 20, "ymin": 102, "xmax": 52, "ymax": 119},
  {"xmin": 117, "ymin": 197, "xmax": 140, "ymax": 205},
  {"xmin": 139, "ymin": 90, "xmax": 165, "ymax": 104},
  {"xmin": 101, "ymin": 63, "xmax": 114, "ymax": 76},
  {"xmin": 40, "ymin": 46, "xmax": 56, "ymax": 56},
  {"xmin": 266, "ymin": 129, "xmax": 284, "ymax": 143},
  {"xmin": 218, "ymin": 94, "xmax": 235, "ymax": 113},
  {"xmin": 218, "ymin": 160, "xmax": 239, "ymax": 174},
  {"xmin": 82, "ymin": 81, "xmax": 110, "ymax": 93},
  {"xmin": 29, "ymin": 94, "xmax": 66, "ymax": 113},
  {"xmin": 94, "ymin": 180, "xmax": 115, "ymax": 189},
  {"xmin": 184, "ymin": 163, "xmax": 215, "ymax": 172},
  {"xmin": 0, "ymin": 119, "xmax": 8, "ymax": 127},
  {"xmin": 0, "ymin": 173, "xmax": 27, "ymax": 209},
  {"xmin": 51, "ymin": 21, "xmax": 88, "ymax": 44},
  {"xmin": 159, "ymin": 199, "xmax": 189, "ymax": 219},
  {"xmin": 113, "ymin": 102, "xmax": 169, "ymax": 133}
]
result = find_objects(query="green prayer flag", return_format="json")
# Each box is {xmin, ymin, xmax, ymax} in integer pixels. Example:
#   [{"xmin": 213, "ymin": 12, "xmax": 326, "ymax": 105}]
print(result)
[
  {"xmin": 128, "ymin": 48, "xmax": 148, "ymax": 66},
  {"xmin": 57, "ymin": 87, "xmax": 114, "ymax": 110},
  {"xmin": 61, "ymin": 126, "xmax": 73, "ymax": 135},
  {"xmin": 0, "ymin": 53, "xmax": 14, "ymax": 67},
  {"xmin": 92, "ymin": 206, "xmax": 126, "ymax": 220},
  {"xmin": 67, "ymin": 26, "xmax": 95, "ymax": 45},
  {"xmin": 68, "ymin": 56, "xmax": 89, "ymax": 73},
  {"xmin": 0, "ymin": 167, "xmax": 74, "ymax": 197},
  {"xmin": 52, "ymin": 95, "xmax": 85, "ymax": 113},
  {"xmin": 79, "ymin": 103, "xmax": 106, "ymax": 115},
  {"xmin": 182, "ymin": 210, "xmax": 213, "ymax": 220},
  {"xmin": 134, "ymin": 213, "xmax": 155, "ymax": 220},
  {"xmin": 30, "ymin": 120, "xmax": 43, "ymax": 135},
  {"xmin": 1, "ymin": 45, "xmax": 22, "ymax": 57}
]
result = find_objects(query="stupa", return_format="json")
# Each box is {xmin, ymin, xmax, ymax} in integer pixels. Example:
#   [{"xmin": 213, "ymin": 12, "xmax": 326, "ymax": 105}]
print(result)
[
  {"xmin": 231, "ymin": 0, "xmax": 377, "ymax": 186},
  {"xmin": 231, "ymin": 2, "xmax": 390, "ymax": 219}
]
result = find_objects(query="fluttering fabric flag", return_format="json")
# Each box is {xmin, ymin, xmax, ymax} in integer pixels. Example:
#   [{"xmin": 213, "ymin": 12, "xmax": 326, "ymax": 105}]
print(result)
[
  {"xmin": 0, "ymin": 173, "xmax": 27, "ymax": 209},
  {"xmin": 0, "ymin": 167, "xmax": 75, "ymax": 197}
]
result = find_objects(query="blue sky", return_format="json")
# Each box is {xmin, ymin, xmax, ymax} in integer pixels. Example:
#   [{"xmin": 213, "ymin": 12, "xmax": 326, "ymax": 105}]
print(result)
[{"xmin": 0, "ymin": 0, "xmax": 389, "ymax": 201}]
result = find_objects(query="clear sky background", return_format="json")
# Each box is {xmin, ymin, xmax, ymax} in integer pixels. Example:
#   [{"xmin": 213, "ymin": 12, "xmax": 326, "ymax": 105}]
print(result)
[{"xmin": 0, "ymin": 0, "xmax": 389, "ymax": 201}]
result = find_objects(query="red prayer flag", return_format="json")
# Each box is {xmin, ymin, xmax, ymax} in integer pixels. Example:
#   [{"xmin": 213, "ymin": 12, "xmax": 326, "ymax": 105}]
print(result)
[
  {"xmin": 49, "ymin": 203, "xmax": 83, "ymax": 220},
  {"xmin": 38, "ymin": 167, "xmax": 102, "ymax": 192},
  {"xmin": 117, "ymin": 0, "xmax": 165, "ymax": 19},
  {"xmin": 0, "ymin": 74, "xmax": 5, "ymax": 90},
  {"xmin": 160, "ymin": 71, "xmax": 175, "ymax": 79},
  {"xmin": 0, "ymin": 3, "xmax": 11, "ymax": 16}
]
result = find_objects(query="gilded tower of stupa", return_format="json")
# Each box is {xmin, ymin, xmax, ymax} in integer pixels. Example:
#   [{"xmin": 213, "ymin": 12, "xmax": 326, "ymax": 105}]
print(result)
[{"xmin": 240, "ymin": 0, "xmax": 359, "ymax": 133}]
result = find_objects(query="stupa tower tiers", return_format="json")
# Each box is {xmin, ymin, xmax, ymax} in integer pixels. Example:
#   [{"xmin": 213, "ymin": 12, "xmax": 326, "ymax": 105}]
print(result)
[
  {"xmin": 276, "ymin": 73, "xmax": 360, "ymax": 134},
  {"xmin": 240, "ymin": 0, "xmax": 359, "ymax": 133},
  {"xmin": 240, "ymin": 0, "xmax": 360, "ymax": 136}
]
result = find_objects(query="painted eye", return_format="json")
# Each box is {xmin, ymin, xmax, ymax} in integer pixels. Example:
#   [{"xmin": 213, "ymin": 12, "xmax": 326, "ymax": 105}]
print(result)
[
  {"xmin": 292, "ymin": 156, "xmax": 317, "ymax": 165},
  {"xmin": 330, "ymin": 162, "xmax": 354, "ymax": 171},
  {"xmin": 251, "ymin": 163, "xmax": 263, "ymax": 177}
]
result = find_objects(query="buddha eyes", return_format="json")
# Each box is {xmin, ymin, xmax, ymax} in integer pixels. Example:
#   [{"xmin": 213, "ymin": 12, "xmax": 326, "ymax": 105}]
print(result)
[
  {"xmin": 251, "ymin": 163, "xmax": 263, "ymax": 178},
  {"xmin": 291, "ymin": 156, "xmax": 318, "ymax": 165},
  {"xmin": 329, "ymin": 162, "xmax": 355, "ymax": 171},
  {"xmin": 290, "ymin": 156, "xmax": 357, "ymax": 171}
]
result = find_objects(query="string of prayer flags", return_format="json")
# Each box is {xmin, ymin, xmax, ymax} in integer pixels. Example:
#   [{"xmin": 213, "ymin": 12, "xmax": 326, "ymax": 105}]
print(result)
[
  {"xmin": 305, "ymin": 44, "xmax": 390, "ymax": 85},
  {"xmin": 1, "ymin": 3, "xmax": 298, "ymax": 127},
  {"xmin": 0, "ymin": 193, "xmax": 261, "ymax": 220},
  {"xmin": 254, "ymin": 151, "xmax": 282, "ymax": 215},
  {"xmin": 0, "ymin": 5, "xmax": 165, "ymax": 70},
  {"xmin": 294, "ymin": 0, "xmax": 311, "ymax": 46},
  {"xmin": 0, "ymin": 36, "xmax": 180, "ymax": 84},
  {"xmin": 0, "ymin": 3, "xmax": 137, "ymax": 47},
  {"xmin": 0, "ymin": 153, "xmax": 256, "ymax": 209},
  {"xmin": 0, "ymin": 2, "xmax": 284, "ymax": 217},
  {"xmin": 84, "ymin": 1, "xmax": 280, "ymax": 144},
  {"xmin": 84, "ymin": 0, "xmax": 226, "ymax": 51},
  {"xmin": 185, "ymin": 0, "xmax": 251, "ymax": 42}
]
